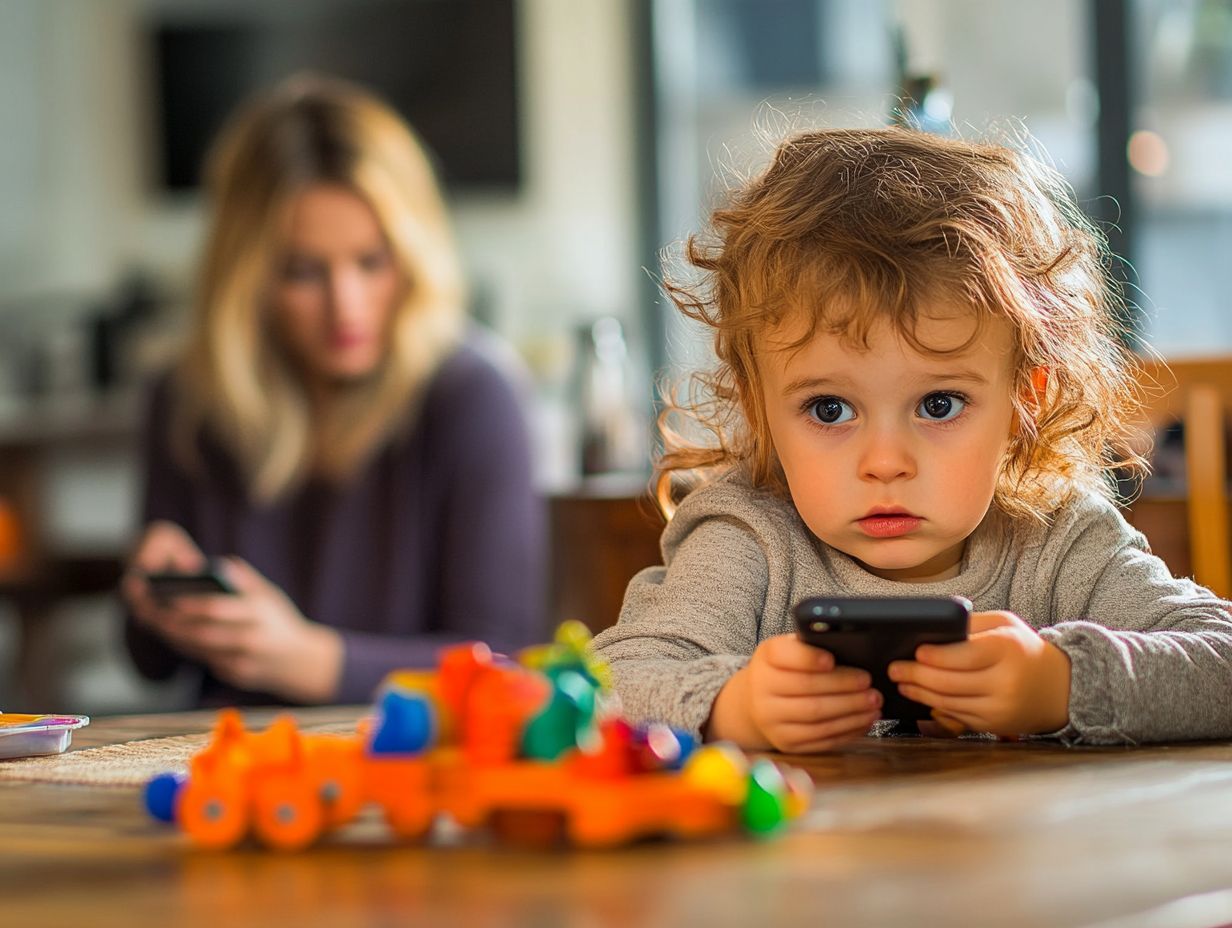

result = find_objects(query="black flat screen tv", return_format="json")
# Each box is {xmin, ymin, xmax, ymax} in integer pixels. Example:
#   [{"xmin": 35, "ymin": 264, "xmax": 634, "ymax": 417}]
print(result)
[{"xmin": 151, "ymin": 0, "xmax": 520, "ymax": 192}]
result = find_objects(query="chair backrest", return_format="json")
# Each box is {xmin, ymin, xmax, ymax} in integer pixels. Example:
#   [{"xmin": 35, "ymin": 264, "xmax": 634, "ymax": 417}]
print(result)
[
  {"xmin": 548, "ymin": 489, "xmax": 664, "ymax": 634},
  {"xmin": 1133, "ymin": 356, "xmax": 1232, "ymax": 597}
]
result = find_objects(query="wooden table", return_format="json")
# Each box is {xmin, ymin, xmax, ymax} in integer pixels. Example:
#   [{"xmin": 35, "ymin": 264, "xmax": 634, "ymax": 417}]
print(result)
[{"xmin": 4, "ymin": 709, "xmax": 1232, "ymax": 927}]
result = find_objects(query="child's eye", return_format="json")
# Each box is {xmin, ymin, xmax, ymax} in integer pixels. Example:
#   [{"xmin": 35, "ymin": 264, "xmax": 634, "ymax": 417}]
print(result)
[
  {"xmin": 807, "ymin": 396, "xmax": 855, "ymax": 425},
  {"xmin": 917, "ymin": 392, "xmax": 967, "ymax": 421}
]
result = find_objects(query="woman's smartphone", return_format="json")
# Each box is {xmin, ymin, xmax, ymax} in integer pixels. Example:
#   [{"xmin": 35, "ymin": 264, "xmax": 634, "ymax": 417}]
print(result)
[
  {"xmin": 793, "ymin": 596, "xmax": 971, "ymax": 723},
  {"xmin": 143, "ymin": 560, "xmax": 237, "ymax": 601}
]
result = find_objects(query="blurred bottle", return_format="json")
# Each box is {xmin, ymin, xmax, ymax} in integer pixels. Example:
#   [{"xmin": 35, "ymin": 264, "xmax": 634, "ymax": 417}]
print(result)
[
  {"xmin": 890, "ymin": 73, "xmax": 952, "ymax": 134},
  {"xmin": 574, "ymin": 317, "xmax": 647, "ymax": 477},
  {"xmin": 889, "ymin": 27, "xmax": 952, "ymax": 135},
  {"xmin": 87, "ymin": 270, "xmax": 160, "ymax": 393}
]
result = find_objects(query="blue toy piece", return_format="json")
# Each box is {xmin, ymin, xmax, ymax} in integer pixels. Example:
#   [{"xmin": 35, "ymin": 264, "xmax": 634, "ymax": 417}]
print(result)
[
  {"xmin": 144, "ymin": 771, "xmax": 186, "ymax": 823},
  {"xmin": 670, "ymin": 728, "xmax": 697, "ymax": 769},
  {"xmin": 369, "ymin": 690, "xmax": 436, "ymax": 755}
]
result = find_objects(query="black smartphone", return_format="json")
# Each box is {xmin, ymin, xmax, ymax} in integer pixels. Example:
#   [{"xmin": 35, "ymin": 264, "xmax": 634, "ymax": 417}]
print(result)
[
  {"xmin": 793, "ymin": 596, "xmax": 971, "ymax": 723},
  {"xmin": 143, "ymin": 561, "xmax": 237, "ymax": 601}
]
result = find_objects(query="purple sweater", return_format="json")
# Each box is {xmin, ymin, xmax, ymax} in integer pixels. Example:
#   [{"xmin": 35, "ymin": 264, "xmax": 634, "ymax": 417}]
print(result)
[{"xmin": 124, "ymin": 338, "xmax": 547, "ymax": 706}]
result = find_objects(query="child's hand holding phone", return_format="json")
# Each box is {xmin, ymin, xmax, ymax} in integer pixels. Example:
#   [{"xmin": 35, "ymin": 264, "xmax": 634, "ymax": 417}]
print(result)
[
  {"xmin": 705, "ymin": 634, "xmax": 883, "ymax": 753},
  {"xmin": 887, "ymin": 611, "xmax": 1072, "ymax": 737}
]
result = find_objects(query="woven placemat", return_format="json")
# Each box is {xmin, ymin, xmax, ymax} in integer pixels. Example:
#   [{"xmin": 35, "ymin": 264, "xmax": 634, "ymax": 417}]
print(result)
[{"xmin": 0, "ymin": 721, "xmax": 358, "ymax": 788}]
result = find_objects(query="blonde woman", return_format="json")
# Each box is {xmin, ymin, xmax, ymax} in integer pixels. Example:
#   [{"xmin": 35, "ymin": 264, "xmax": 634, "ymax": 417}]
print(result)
[{"xmin": 123, "ymin": 76, "xmax": 545, "ymax": 706}]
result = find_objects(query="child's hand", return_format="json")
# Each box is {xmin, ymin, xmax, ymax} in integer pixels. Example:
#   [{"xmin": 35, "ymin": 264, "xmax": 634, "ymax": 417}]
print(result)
[
  {"xmin": 705, "ymin": 633, "xmax": 882, "ymax": 753},
  {"xmin": 887, "ymin": 611, "xmax": 1072, "ymax": 736}
]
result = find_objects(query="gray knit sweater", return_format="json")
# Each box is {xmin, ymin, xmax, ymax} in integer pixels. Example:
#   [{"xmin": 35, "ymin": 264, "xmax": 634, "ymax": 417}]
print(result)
[{"xmin": 590, "ymin": 474, "xmax": 1232, "ymax": 745}]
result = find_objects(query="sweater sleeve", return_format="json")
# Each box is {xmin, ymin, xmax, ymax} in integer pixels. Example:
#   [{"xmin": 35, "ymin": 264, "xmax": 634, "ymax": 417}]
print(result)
[
  {"xmin": 334, "ymin": 348, "xmax": 547, "ymax": 701},
  {"xmin": 123, "ymin": 375, "xmax": 195, "ymax": 682},
  {"xmin": 589, "ymin": 509, "xmax": 771, "ymax": 739},
  {"xmin": 1038, "ymin": 497, "xmax": 1232, "ymax": 744}
]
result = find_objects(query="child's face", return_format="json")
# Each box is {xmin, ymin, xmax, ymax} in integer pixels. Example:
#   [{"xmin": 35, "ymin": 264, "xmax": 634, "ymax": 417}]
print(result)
[{"xmin": 759, "ymin": 306, "xmax": 1017, "ymax": 583}]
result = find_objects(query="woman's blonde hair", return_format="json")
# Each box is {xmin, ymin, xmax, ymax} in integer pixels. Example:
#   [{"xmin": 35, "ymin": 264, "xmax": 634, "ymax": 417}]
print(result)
[
  {"xmin": 658, "ymin": 126, "xmax": 1149, "ymax": 523},
  {"xmin": 173, "ymin": 74, "xmax": 465, "ymax": 502}
]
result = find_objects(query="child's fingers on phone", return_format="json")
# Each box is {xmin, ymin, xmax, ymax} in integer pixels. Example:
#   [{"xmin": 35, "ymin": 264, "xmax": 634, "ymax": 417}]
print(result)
[
  {"xmin": 774, "ymin": 688, "xmax": 882, "ymax": 724},
  {"xmin": 909, "ymin": 633, "xmax": 1001, "ymax": 671},
  {"xmin": 762, "ymin": 634, "xmax": 835, "ymax": 671},
  {"xmin": 924, "ymin": 707, "xmax": 986, "ymax": 733},
  {"xmin": 967, "ymin": 610, "xmax": 1022, "ymax": 634},
  {"xmin": 786, "ymin": 734, "xmax": 864, "ymax": 755},
  {"xmin": 776, "ymin": 712, "xmax": 880, "ymax": 753},
  {"xmin": 929, "ymin": 712, "xmax": 968, "ymax": 736},
  {"xmin": 896, "ymin": 683, "xmax": 985, "ymax": 720},
  {"xmin": 768, "ymin": 665, "xmax": 871, "ymax": 697},
  {"xmin": 887, "ymin": 661, "xmax": 991, "ymax": 696}
]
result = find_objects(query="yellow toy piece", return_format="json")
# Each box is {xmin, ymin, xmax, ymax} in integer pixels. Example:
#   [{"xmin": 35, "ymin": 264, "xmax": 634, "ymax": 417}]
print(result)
[{"xmin": 682, "ymin": 742, "xmax": 752, "ymax": 805}]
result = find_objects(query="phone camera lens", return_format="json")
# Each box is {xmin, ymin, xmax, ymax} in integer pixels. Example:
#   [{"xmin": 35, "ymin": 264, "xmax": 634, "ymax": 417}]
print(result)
[{"xmin": 827, "ymin": 606, "xmax": 841, "ymax": 617}]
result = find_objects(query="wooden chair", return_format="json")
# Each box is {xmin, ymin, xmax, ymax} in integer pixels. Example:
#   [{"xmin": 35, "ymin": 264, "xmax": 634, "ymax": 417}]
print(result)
[
  {"xmin": 1128, "ymin": 356, "xmax": 1232, "ymax": 597},
  {"xmin": 548, "ymin": 484, "xmax": 665, "ymax": 634}
]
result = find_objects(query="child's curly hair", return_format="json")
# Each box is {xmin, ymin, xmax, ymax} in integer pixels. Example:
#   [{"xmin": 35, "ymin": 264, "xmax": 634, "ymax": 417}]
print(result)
[{"xmin": 658, "ymin": 126, "xmax": 1149, "ymax": 524}]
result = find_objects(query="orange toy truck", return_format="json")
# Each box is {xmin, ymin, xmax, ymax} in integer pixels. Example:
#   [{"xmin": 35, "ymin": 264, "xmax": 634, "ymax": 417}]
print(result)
[{"xmin": 145, "ymin": 623, "xmax": 811, "ymax": 850}]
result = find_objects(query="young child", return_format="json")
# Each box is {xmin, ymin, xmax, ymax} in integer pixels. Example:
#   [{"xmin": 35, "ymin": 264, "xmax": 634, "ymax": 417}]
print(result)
[{"xmin": 590, "ymin": 127, "xmax": 1232, "ymax": 752}]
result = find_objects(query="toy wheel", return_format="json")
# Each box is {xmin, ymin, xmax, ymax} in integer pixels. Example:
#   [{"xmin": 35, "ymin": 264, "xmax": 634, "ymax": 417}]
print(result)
[
  {"xmin": 310, "ymin": 741, "xmax": 365, "ymax": 827},
  {"xmin": 144, "ymin": 771, "xmax": 186, "ymax": 823},
  {"xmin": 253, "ymin": 778, "xmax": 324, "ymax": 851},
  {"xmin": 178, "ymin": 780, "xmax": 248, "ymax": 850}
]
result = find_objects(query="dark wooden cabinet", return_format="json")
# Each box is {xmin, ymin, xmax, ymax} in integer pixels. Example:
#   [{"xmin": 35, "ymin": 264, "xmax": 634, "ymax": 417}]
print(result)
[{"xmin": 548, "ymin": 483, "xmax": 665, "ymax": 634}]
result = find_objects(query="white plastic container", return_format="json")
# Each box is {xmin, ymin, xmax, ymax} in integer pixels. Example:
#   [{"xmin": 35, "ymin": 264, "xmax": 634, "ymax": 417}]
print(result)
[{"xmin": 0, "ymin": 714, "xmax": 90, "ymax": 759}]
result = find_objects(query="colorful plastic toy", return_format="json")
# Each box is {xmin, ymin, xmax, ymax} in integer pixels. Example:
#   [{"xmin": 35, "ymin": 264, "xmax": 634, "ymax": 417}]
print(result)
[{"xmin": 144, "ymin": 621, "xmax": 811, "ymax": 850}]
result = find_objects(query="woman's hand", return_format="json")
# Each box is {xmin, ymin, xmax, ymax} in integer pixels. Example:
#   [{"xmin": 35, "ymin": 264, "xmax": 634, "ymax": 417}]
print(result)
[
  {"xmin": 122, "ymin": 520, "xmax": 208, "ymax": 630},
  {"xmin": 887, "ymin": 611, "xmax": 1072, "ymax": 737},
  {"xmin": 123, "ymin": 531, "xmax": 343, "ymax": 704},
  {"xmin": 705, "ymin": 633, "xmax": 882, "ymax": 753},
  {"xmin": 155, "ymin": 558, "xmax": 343, "ymax": 703}
]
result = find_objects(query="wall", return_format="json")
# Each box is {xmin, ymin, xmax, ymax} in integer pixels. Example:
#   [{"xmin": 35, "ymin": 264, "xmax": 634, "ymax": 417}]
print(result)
[{"xmin": 0, "ymin": 0, "xmax": 641, "ymax": 370}]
